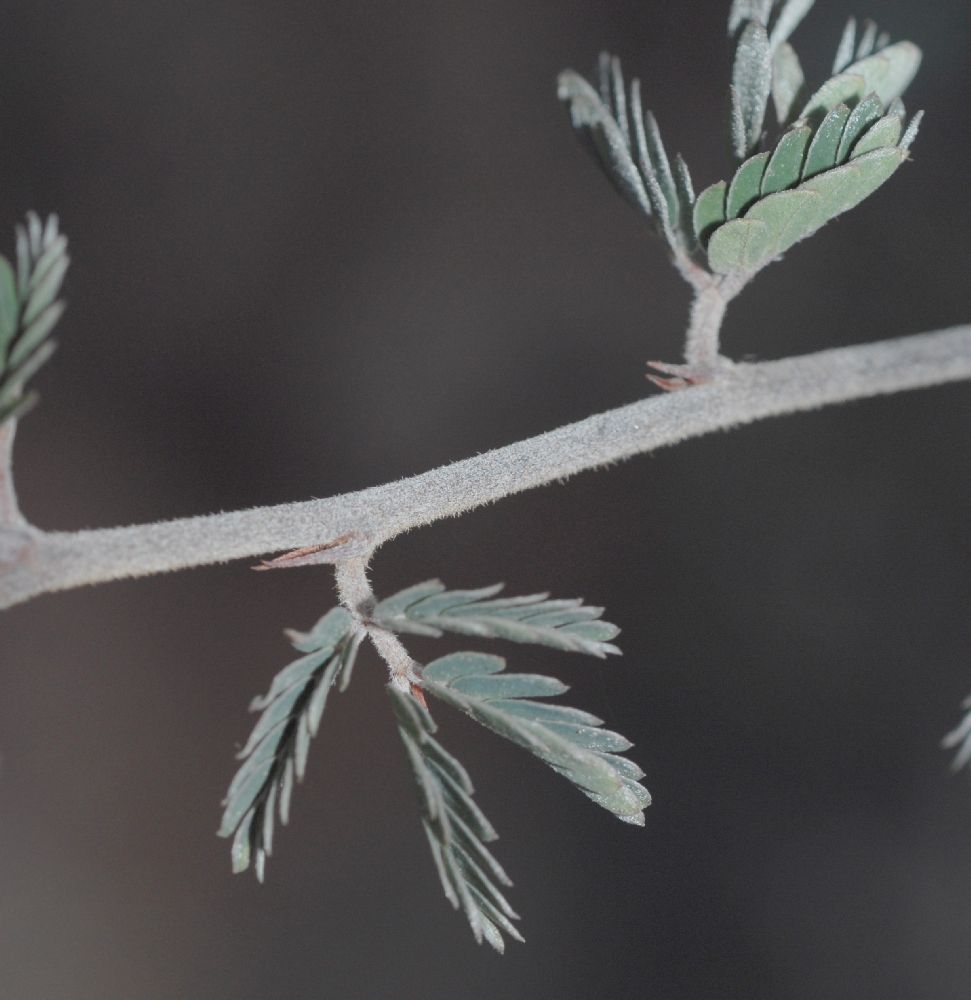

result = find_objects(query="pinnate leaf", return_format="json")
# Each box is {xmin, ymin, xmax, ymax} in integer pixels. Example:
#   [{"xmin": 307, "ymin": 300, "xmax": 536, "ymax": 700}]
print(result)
[
  {"xmin": 0, "ymin": 213, "xmax": 69, "ymax": 425},
  {"xmin": 558, "ymin": 57, "xmax": 694, "ymax": 253},
  {"xmin": 372, "ymin": 579, "xmax": 621, "ymax": 658},
  {"xmin": 421, "ymin": 651, "xmax": 649, "ymax": 825},
  {"xmin": 557, "ymin": 70, "xmax": 652, "ymax": 220},
  {"xmin": 390, "ymin": 686, "xmax": 521, "ymax": 952},
  {"xmin": 708, "ymin": 146, "xmax": 904, "ymax": 274},
  {"xmin": 700, "ymin": 70, "xmax": 921, "ymax": 278},
  {"xmin": 219, "ymin": 607, "xmax": 360, "ymax": 880}
]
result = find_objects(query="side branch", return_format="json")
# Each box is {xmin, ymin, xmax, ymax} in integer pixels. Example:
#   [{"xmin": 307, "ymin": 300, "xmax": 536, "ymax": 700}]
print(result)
[{"xmin": 2, "ymin": 324, "xmax": 969, "ymax": 609}]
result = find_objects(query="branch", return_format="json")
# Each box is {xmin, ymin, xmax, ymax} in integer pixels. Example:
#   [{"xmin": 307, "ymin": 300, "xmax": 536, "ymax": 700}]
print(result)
[{"xmin": 1, "ymin": 324, "xmax": 969, "ymax": 610}]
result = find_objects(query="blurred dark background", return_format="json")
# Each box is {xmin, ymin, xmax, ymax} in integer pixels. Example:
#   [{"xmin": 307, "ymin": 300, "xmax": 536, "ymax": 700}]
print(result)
[{"xmin": 0, "ymin": 1, "xmax": 969, "ymax": 998}]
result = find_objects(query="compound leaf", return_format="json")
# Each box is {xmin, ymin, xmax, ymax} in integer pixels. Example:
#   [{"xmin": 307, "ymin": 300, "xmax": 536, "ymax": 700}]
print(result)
[
  {"xmin": 707, "ymin": 145, "xmax": 904, "ymax": 275},
  {"xmin": 422, "ymin": 651, "xmax": 649, "ymax": 825},
  {"xmin": 389, "ymin": 686, "xmax": 521, "ymax": 952},
  {"xmin": 219, "ymin": 607, "xmax": 360, "ymax": 880},
  {"xmin": 559, "ymin": 58, "xmax": 695, "ymax": 253},
  {"xmin": 0, "ymin": 214, "xmax": 69, "ymax": 425},
  {"xmin": 372, "ymin": 579, "xmax": 621, "ymax": 658},
  {"xmin": 557, "ymin": 69, "xmax": 652, "ymax": 220}
]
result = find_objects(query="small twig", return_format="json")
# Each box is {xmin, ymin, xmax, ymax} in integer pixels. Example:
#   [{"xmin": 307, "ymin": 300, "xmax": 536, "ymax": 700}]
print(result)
[
  {"xmin": 681, "ymin": 273, "xmax": 747, "ymax": 370},
  {"xmin": 334, "ymin": 556, "xmax": 423, "ymax": 698}
]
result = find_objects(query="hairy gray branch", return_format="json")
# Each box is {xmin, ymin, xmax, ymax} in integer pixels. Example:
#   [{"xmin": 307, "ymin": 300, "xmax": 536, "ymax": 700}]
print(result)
[{"xmin": 1, "ymin": 324, "xmax": 969, "ymax": 611}]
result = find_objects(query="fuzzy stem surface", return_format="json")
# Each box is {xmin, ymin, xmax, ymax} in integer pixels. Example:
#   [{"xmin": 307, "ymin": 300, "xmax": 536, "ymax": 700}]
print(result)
[{"xmin": 1, "ymin": 324, "xmax": 969, "ymax": 610}]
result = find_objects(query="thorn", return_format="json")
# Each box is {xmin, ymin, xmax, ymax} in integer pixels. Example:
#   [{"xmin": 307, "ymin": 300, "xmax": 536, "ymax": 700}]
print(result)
[
  {"xmin": 646, "ymin": 359, "xmax": 727, "ymax": 392},
  {"xmin": 646, "ymin": 361, "xmax": 707, "ymax": 391},
  {"xmin": 252, "ymin": 533, "xmax": 363, "ymax": 570},
  {"xmin": 409, "ymin": 683, "xmax": 428, "ymax": 710},
  {"xmin": 646, "ymin": 371, "xmax": 691, "ymax": 392}
]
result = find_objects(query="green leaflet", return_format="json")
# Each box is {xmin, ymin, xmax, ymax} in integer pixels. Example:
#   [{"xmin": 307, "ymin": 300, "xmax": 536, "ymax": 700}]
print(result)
[
  {"xmin": 800, "ymin": 41, "xmax": 921, "ymax": 120},
  {"xmin": 850, "ymin": 114, "xmax": 902, "ymax": 158},
  {"xmin": 701, "ymin": 44, "xmax": 920, "ymax": 279},
  {"xmin": 899, "ymin": 110, "xmax": 923, "ymax": 151},
  {"xmin": 731, "ymin": 21, "xmax": 773, "ymax": 160},
  {"xmin": 855, "ymin": 20, "xmax": 879, "ymax": 61},
  {"xmin": 372, "ymin": 579, "xmax": 621, "ymax": 658},
  {"xmin": 836, "ymin": 93, "xmax": 884, "ymax": 163},
  {"xmin": 707, "ymin": 146, "xmax": 904, "ymax": 274},
  {"xmin": 557, "ymin": 70, "xmax": 653, "ymax": 220},
  {"xmin": 645, "ymin": 109, "xmax": 679, "ymax": 226},
  {"xmin": 761, "ymin": 125, "xmax": 811, "ymax": 195},
  {"xmin": 833, "ymin": 18, "xmax": 857, "ymax": 74},
  {"xmin": 558, "ymin": 57, "xmax": 695, "ymax": 253},
  {"xmin": 0, "ymin": 259, "xmax": 17, "ymax": 366},
  {"xmin": 218, "ymin": 607, "xmax": 360, "ymax": 881},
  {"xmin": 693, "ymin": 181, "xmax": 727, "ymax": 246},
  {"xmin": 673, "ymin": 155, "xmax": 696, "ymax": 249},
  {"xmin": 726, "ymin": 151, "xmax": 770, "ymax": 219},
  {"xmin": 0, "ymin": 214, "xmax": 69, "ymax": 426},
  {"xmin": 802, "ymin": 104, "xmax": 851, "ymax": 179},
  {"xmin": 771, "ymin": 42, "xmax": 805, "ymax": 125},
  {"xmin": 389, "ymin": 686, "xmax": 522, "ymax": 953},
  {"xmin": 421, "ymin": 651, "xmax": 649, "ymax": 825}
]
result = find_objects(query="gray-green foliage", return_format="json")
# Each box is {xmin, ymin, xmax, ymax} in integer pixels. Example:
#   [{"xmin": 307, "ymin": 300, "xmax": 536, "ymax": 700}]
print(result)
[
  {"xmin": 557, "ymin": 55, "xmax": 689, "ymax": 256},
  {"xmin": 0, "ymin": 213, "xmax": 69, "ymax": 425},
  {"xmin": 218, "ymin": 607, "xmax": 361, "ymax": 881},
  {"xmin": 422, "ymin": 651, "xmax": 649, "ymax": 826},
  {"xmin": 558, "ymin": 0, "xmax": 922, "ymax": 283},
  {"xmin": 390, "ymin": 685, "xmax": 523, "ymax": 952},
  {"xmin": 221, "ymin": 581, "xmax": 643, "ymax": 950},
  {"xmin": 371, "ymin": 579, "xmax": 621, "ymax": 657}
]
